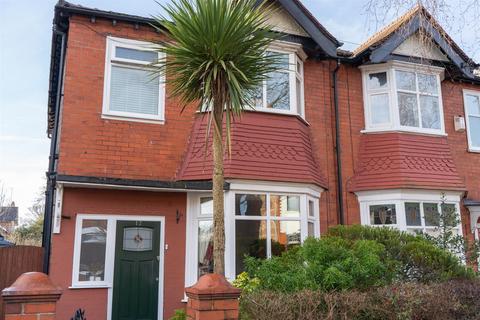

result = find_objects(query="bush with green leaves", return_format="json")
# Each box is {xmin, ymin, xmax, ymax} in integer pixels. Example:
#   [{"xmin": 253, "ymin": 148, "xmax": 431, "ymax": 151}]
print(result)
[{"xmin": 239, "ymin": 225, "xmax": 474, "ymax": 293}]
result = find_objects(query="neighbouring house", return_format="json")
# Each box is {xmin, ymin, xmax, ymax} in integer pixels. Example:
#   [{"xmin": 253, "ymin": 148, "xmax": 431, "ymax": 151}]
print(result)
[
  {"xmin": 43, "ymin": 1, "xmax": 480, "ymax": 319},
  {"xmin": 0, "ymin": 226, "xmax": 14, "ymax": 247},
  {"xmin": 0, "ymin": 202, "xmax": 19, "ymax": 234}
]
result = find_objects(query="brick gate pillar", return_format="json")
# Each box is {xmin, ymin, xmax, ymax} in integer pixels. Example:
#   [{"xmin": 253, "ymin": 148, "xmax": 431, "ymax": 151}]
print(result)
[
  {"xmin": 185, "ymin": 274, "xmax": 241, "ymax": 320},
  {"xmin": 2, "ymin": 272, "xmax": 62, "ymax": 320}
]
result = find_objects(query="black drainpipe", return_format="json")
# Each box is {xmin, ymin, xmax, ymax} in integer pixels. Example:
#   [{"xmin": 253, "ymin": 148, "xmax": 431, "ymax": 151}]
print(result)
[
  {"xmin": 43, "ymin": 27, "xmax": 67, "ymax": 274},
  {"xmin": 332, "ymin": 59, "xmax": 344, "ymax": 225}
]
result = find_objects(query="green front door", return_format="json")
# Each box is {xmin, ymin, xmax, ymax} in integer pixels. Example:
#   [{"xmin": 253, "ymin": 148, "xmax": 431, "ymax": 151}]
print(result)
[{"xmin": 112, "ymin": 221, "xmax": 161, "ymax": 320}]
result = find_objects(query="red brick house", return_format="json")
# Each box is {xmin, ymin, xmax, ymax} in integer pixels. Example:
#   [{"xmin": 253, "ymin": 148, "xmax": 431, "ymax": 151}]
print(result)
[{"xmin": 43, "ymin": 1, "xmax": 480, "ymax": 319}]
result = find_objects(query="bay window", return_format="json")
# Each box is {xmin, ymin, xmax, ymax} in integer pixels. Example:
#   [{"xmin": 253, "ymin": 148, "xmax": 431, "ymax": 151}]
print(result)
[
  {"xmin": 463, "ymin": 90, "xmax": 480, "ymax": 152},
  {"xmin": 362, "ymin": 61, "xmax": 445, "ymax": 134},
  {"xmin": 253, "ymin": 47, "xmax": 305, "ymax": 116},
  {"xmin": 185, "ymin": 184, "xmax": 321, "ymax": 286},
  {"xmin": 357, "ymin": 190, "xmax": 462, "ymax": 237},
  {"xmin": 103, "ymin": 37, "xmax": 165, "ymax": 123}
]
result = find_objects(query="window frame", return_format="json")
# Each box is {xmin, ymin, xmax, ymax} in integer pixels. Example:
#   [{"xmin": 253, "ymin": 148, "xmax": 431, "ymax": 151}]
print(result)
[
  {"xmin": 356, "ymin": 189, "xmax": 463, "ymax": 236},
  {"xmin": 463, "ymin": 89, "xmax": 480, "ymax": 153},
  {"xmin": 361, "ymin": 61, "xmax": 446, "ymax": 135},
  {"xmin": 184, "ymin": 182, "xmax": 322, "ymax": 287},
  {"xmin": 253, "ymin": 42, "xmax": 306, "ymax": 117},
  {"xmin": 102, "ymin": 36, "xmax": 166, "ymax": 123}
]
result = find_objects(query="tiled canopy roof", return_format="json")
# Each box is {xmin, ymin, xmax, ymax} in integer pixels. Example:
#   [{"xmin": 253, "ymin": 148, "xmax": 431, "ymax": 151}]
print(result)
[
  {"xmin": 348, "ymin": 133, "xmax": 465, "ymax": 192},
  {"xmin": 177, "ymin": 112, "xmax": 326, "ymax": 188}
]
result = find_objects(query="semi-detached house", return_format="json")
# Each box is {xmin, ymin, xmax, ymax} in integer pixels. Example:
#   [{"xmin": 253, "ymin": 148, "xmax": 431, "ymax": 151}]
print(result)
[{"xmin": 43, "ymin": 1, "xmax": 480, "ymax": 319}]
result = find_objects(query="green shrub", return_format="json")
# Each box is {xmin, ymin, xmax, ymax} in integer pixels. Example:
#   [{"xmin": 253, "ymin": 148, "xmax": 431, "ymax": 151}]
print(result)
[
  {"xmin": 240, "ymin": 279, "xmax": 480, "ymax": 320},
  {"xmin": 169, "ymin": 309, "xmax": 186, "ymax": 320},
  {"xmin": 241, "ymin": 225, "xmax": 474, "ymax": 294}
]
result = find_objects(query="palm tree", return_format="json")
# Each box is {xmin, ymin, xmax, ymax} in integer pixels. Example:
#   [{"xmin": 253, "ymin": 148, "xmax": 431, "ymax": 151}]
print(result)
[{"xmin": 153, "ymin": 0, "xmax": 279, "ymax": 275}]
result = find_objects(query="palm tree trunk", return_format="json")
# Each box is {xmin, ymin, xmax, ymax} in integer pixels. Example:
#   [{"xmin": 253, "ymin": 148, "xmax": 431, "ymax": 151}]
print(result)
[{"xmin": 212, "ymin": 101, "xmax": 225, "ymax": 275}]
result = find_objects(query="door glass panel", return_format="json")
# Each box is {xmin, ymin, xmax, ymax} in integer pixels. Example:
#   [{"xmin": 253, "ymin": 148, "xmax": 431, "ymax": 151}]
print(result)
[
  {"xmin": 123, "ymin": 227, "xmax": 153, "ymax": 252},
  {"xmin": 370, "ymin": 204, "xmax": 396, "ymax": 225},
  {"xmin": 405, "ymin": 202, "xmax": 421, "ymax": 226},
  {"xmin": 270, "ymin": 221, "xmax": 301, "ymax": 256},
  {"xmin": 198, "ymin": 220, "xmax": 214, "ymax": 278},
  {"xmin": 270, "ymin": 195, "xmax": 300, "ymax": 218},
  {"xmin": 235, "ymin": 220, "xmax": 267, "ymax": 274},
  {"xmin": 235, "ymin": 194, "xmax": 266, "ymax": 216},
  {"xmin": 79, "ymin": 219, "xmax": 107, "ymax": 281}
]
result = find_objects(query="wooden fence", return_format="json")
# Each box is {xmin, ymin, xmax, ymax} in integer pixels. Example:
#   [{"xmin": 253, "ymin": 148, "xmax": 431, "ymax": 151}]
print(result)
[{"xmin": 0, "ymin": 246, "xmax": 44, "ymax": 318}]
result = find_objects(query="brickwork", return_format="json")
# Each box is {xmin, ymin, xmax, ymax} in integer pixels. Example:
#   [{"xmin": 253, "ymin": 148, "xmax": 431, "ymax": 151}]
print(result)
[
  {"xmin": 185, "ymin": 274, "xmax": 241, "ymax": 320},
  {"xmin": 2, "ymin": 272, "xmax": 61, "ymax": 320}
]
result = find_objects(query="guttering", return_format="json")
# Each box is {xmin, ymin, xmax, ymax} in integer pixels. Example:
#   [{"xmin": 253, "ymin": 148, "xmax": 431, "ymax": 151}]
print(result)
[
  {"xmin": 332, "ymin": 59, "xmax": 345, "ymax": 225},
  {"xmin": 42, "ymin": 26, "xmax": 67, "ymax": 274}
]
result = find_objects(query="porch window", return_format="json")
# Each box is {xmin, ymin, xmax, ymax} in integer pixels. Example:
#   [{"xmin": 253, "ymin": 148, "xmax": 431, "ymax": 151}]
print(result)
[
  {"xmin": 362, "ymin": 61, "xmax": 445, "ymax": 135},
  {"xmin": 253, "ymin": 49, "xmax": 304, "ymax": 116},
  {"xmin": 102, "ymin": 37, "xmax": 165, "ymax": 123},
  {"xmin": 463, "ymin": 90, "xmax": 480, "ymax": 152}
]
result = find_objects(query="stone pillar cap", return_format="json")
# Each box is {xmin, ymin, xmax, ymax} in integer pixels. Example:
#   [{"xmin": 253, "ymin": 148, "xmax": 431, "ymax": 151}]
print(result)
[
  {"xmin": 185, "ymin": 273, "xmax": 241, "ymax": 300},
  {"xmin": 2, "ymin": 272, "xmax": 62, "ymax": 300}
]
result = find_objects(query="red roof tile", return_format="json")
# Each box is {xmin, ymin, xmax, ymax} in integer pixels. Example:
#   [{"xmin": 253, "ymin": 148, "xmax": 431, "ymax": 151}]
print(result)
[
  {"xmin": 348, "ymin": 133, "xmax": 465, "ymax": 192},
  {"xmin": 177, "ymin": 112, "xmax": 326, "ymax": 188}
]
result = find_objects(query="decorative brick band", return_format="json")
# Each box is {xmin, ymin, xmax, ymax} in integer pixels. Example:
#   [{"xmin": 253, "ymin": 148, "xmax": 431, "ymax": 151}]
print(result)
[
  {"xmin": 185, "ymin": 274, "xmax": 241, "ymax": 320},
  {"xmin": 2, "ymin": 272, "xmax": 62, "ymax": 320}
]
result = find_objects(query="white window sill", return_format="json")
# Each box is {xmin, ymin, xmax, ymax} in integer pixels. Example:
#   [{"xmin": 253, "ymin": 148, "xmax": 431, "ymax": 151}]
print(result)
[
  {"xmin": 361, "ymin": 128, "xmax": 447, "ymax": 137},
  {"xmin": 69, "ymin": 284, "xmax": 112, "ymax": 289},
  {"xmin": 102, "ymin": 114, "xmax": 165, "ymax": 125},
  {"xmin": 468, "ymin": 148, "xmax": 480, "ymax": 153}
]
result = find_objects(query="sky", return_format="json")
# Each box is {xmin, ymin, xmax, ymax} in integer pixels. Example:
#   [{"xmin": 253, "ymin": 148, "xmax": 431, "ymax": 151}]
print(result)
[{"xmin": 0, "ymin": 0, "xmax": 478, "ymax": 223}]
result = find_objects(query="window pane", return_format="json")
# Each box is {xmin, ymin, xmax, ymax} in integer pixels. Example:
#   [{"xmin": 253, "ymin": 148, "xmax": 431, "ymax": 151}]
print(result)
[
  {"xmin": 370, "ymin": 204, "xmax": 396, "ymax": 225},
  {"xmin": 370, "ymin": 94, "xmax": 390, "ymax": 124},
  {"xmin": 420, "ymin": 95, "xmax": 441, "ymax": 129},
  {"xmin": 115, "ymin": 47, "xmax": 157, "ymax": 63},
  {"xmin": 251, "ymin": 86, "xmax": 263, "ymax": 109},
  {"xmin": 396, "ymin": 70, "xmax": 416, "ymax": 91},
  {"xmin": 123, "ymin": 227, "xmax": 153, "ymax": 252},
  {"xmin": 270, "ymin": 195, "xmax": 300, "ymax": 218},
  {"xmin": 235, "ymin": 194, "xmax": 266, "ymax": 216},
  {"xmin": 198, "ymin": 220, "xmax": 213, "ymax": 278},
  {"xmin": 418, "ymin": 74, "xmax": 438, "ymax": 94},
  {"xmin": 368, "ymin": 72, "xmax": 387, "ymax": 89},
  {"xmin": 398, "ymin": 92, "xmax": 419, "ymax": 127},
  {"xmin": 79, "ymin": 219, "xmax": 107, "ymax": 282},
  {"xmin": 267, "ymin": 71, "xmax": 290, "ymax": 110},
  {"xmin": 110, "ymin": 66, "xmax": 159, "ymax": 115},
  {"xmin": 468, "ymin": 116, "xmax": 480, "ymax": 147},
  {"xmin": 235, "ymin": 220, "xmax": 267, "ymax": 274},
  {"xmin": 424, "ymin": 203, "xmax": 440, "ymax": 226},
  {"xmin": 296, "ymin": 77, "xmax": 302, "ymax": 111},
  {"xmin": 405, "ymin": 202, "xmax": 421, "ymax": 226},
  {"xmin": 465, "ymin": 94, "xmax": 480, "ymax": 115},
  {"xmin": 441, "ymin": 203, "xmax": 458, "ymax": 227},
  {"xmin": 268, "ymin": 52, "xmax": 289, "ymax": 69},
  {"xmin": 270, "ymin": 221, "xmax": 301, "ymax": 257},
  {"xmin": 308, "ymin": 222, "xmax": 315, "ymax": 237},
  {"xmin": 308, "ymin": 200, "xmax": 315, "ymax": 217},
  {"xmin": 200, "ymin": 197, "xmax": 213, "ymax": 216}
]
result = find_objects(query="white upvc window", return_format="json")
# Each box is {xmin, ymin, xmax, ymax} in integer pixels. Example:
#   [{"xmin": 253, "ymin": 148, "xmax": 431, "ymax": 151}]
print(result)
[
  {"xmin": 184, "ymin": 182, "xmax": 321, "ymax": 287},
  {"xmin": 356, "ymin": 189, "xmax": 462, "ymax": 237},
  {"xmin": 252, "ymin": 42, "xmax": 306, "ymax": 117},
  {"xmin": 102, "ymin": 37, "xmax": 165, "ymax": 123},
  {"xmin": 361, "ymin": 61, "xmax": 446, "ymax": 135},
  {"xmin": 463, "ymin": 90, "xmax": 480, "ymax": 152}
]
